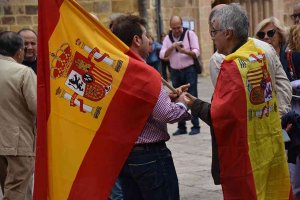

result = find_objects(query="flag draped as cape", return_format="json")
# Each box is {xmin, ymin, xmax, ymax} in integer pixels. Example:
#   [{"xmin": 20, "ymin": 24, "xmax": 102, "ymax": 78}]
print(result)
[
  {"xmin": 35, "ymin": 0, "xmax": 161, "ymax": 199},
  {"xmin": 211, "ymin": 39, "xmax": 291, "ymax": 200}
]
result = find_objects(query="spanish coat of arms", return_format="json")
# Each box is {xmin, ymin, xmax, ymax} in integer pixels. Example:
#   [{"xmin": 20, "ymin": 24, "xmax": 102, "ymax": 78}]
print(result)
[{"xmin": 50, "ymin": 39, "xmax": 123, "ymax": 119}]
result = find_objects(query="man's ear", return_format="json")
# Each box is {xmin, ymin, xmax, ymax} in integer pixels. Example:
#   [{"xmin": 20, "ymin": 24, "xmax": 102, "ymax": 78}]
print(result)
[
  {"xmin": 132, "ymin": 35, "xmax": 141, "ymax": 47},
  {"xmin": 225, "ymin": 29, "xmax": 233, "ymax": 40},
  {"xmin": 13, "ymin": 49, "xmax": 24, "ymax": 63}
]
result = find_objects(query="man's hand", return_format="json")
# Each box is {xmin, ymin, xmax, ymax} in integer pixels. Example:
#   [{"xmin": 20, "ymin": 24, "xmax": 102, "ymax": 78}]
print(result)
[
  {"xmin": 172, "ymin": 41, "xmax": 183, "ymax": 49},
  {"xmin": 176, "ymin": 45, "xmax": 186, "ymax": 53},
  {"xmin": 285, "ymin": 123, "xmax": 293, "ymax": 132},
  {"xmin": 176, "ymin": 92, "xmax": 197, "ymax": 108},
  {"xmin": 169, "ymin": 83, "xmax": 190, "ymax": 101}
]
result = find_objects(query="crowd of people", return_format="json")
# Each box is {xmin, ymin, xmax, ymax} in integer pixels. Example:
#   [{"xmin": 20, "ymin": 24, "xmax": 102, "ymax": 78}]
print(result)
[{"xmin": 0, "ymin": 1, "xmax": 300, "ymax": 200}]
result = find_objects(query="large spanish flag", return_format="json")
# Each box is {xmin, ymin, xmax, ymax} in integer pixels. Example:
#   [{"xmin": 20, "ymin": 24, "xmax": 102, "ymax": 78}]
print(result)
[
  {"xmin": 35, "ymin": 0, "xmax": 161, "ymax": 199},
  {"xmin": 211, "ymin": 39, "xmax": 291, "ymax": 199}
]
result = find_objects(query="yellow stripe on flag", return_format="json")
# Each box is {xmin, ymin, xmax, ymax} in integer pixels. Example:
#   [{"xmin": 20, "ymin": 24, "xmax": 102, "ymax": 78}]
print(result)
[{"xmin": 47, "ymin": 1, "xmax": 129, "ymax": 198}]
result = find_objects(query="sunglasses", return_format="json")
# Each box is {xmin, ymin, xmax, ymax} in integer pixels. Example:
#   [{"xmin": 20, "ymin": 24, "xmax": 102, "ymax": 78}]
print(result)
[
  {"xmin": 256, "ymin": 29, "xmax": 276, "ymax": 39},
  {"xmin": 291, "ymin": 13, "xmax": 300, "ymax": 20}
]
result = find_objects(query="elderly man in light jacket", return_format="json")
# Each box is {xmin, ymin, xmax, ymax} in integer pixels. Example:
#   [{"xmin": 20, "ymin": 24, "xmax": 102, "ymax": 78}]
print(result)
[{"xmin": 0, "ymin": 31, "xmax": 36, "ymax": 200}]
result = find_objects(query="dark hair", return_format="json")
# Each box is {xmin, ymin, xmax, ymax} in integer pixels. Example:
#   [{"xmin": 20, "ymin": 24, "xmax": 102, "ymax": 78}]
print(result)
[
  {"xmin": 0, "ymin": 31, "xmax": 24, "ymax": 57},
  {"xmin": 17, "ymin": 28, "xmax": 37, "ymax": 36},
  {"xmin": 112, "ymin": 15, "xmax": 147, "ymax": 46}
]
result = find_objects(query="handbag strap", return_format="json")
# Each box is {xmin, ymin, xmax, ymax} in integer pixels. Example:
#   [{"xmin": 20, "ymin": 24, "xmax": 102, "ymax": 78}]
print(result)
[
  {"xmin": 187, "ymin": 31, "xmax": 201, "ymax": 59},
  {"xmin": 187, "ymin": 31, "xmax": 192, "ymax": 51},
  {"xmin": 287, "ymin": 50, "xmax": 297, "ymax": 80}
]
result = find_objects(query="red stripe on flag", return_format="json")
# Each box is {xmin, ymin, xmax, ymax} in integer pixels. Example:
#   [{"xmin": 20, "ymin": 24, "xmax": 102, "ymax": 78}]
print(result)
[
  {"xmin": 93, "ymin": 72, "xmax": 112, "ymax": 86},
  {"xmin": 67, "ymin": 55, "xmax": 161, "ymax": 199},
  {"xmin": 211, "ymin": 60, "xmax": 257, "ymax": 199},
  {"xmin": 34, "ymin": 0, "xmax": 64, "ymax": 199}
]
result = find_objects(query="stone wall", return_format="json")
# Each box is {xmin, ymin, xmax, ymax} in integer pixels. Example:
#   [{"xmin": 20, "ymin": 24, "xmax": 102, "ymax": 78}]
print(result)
[
  {"xmin": 0, "ymin": 0, "xmax": 297, "ymax": 75},
  {"xmin": 0, "ymin": 0, "xmax": 38, "ymax": 32}
]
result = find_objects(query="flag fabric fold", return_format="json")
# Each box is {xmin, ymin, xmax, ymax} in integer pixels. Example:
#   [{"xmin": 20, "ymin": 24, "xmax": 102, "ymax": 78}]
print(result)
[
  {"xmin": 35, "ymin": 0, "xmax": 161, "ymax": 199},
  {"xmin": 211, "ymin": 39, "xmax": 291, "ymax": 200}
]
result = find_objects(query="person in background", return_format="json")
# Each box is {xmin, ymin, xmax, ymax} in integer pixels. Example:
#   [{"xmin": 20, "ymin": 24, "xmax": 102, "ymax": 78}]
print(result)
[
  {"xmin": 112, "ymin": 14, "xmax": 191, "ymax": 200},
  {"xmin": 18, "ymin": 28, "xmax": 38, "ymax": 200},
  {"xmin": 286, "ymin": 24, "xmax": 300, "ymax": 111},
  {"xmin": 0, "ymin": 31, "xmax": 36, "ymax": 200},
  {"xmin": 18, "ymin": 28, "xmax": 37, "ymax": 74},
  {"xmin": 288, "ymin": 24, "xmax": 300, "ymax": 52},
  {"xmin": 254, "ymin": 17, "xmax": 300, "ymax": 83},
  {"xmin": 284, "ymin": 24, "xmax": 300, "ymax": 200},
  {"xmin": 178, "ymin": 3, "xmax": 291, "ymax": 199},
  {"xmin": 146, "ymin": 33, "xmax": 162, "ymax": 72},
  {"xmin": 292, "ymin": 1, "xmax": 300, "ymax": 24},
  {"xmin": 255, "ymin": 17, "xmax": 287, "ymax": 56},
  {"xmin": 160, "ymin": 15, "xmax": 201, "ymax": 136}
]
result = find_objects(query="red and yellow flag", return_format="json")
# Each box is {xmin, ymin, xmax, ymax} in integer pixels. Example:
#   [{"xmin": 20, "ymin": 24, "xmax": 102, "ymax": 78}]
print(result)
[
  {"xmin": 35, "ymin": 0, "xmax": 161, "ymax": 199},
  {"xmin": 211, "ymin": 39, "xmax": 291, "ymax": 199}
]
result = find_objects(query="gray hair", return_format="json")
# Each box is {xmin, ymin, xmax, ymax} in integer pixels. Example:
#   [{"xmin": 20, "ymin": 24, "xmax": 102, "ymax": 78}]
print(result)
[
  {"xmin": 211, "ymin": 3, "xmax": 249, "ymax": 42},
  {"xmin": 0, "ymin": 31, "xmax": 24, "ymax": 57}
]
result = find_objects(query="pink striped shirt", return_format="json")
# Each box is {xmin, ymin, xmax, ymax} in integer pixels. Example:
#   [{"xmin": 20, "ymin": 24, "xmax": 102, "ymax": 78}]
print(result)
[
  {"xmin": 136, "ymin": 84, "xmax": 191, "ymax": 144},
  {"xmin": 160, "ymin": 30, "xmax": 200, "ymax": 70}
]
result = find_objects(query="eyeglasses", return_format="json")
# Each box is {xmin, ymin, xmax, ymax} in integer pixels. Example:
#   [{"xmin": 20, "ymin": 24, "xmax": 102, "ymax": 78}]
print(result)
[
  {"xmin": 291, "ymin": 13, "xmax": 300, "ymax": 20},
  {"xmin": 210, "ymin": 29, "xmax": 224, "ymax": 37},
  {"xmin": 256, "ymin": 29, "xmax": 276, "ymax": 40}
]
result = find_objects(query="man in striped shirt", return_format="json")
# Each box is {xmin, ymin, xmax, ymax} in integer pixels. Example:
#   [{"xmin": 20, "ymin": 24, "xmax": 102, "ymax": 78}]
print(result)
[{"xmin": 112, "ymin": 15, "xmax": 191, "ymax": 200}]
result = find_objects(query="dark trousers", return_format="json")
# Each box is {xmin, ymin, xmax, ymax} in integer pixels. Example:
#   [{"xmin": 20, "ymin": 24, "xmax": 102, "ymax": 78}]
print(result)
[
  {"xmin": 109, "ymin": 177, "xmax": 123, "ymax": 200},
  {"xmin": 170, "ymin": 65, "xmax": 200, "ymax": 131},
  {"xmin": 120, "ymin": 142, "xmax": 179, "ymax": 200}
]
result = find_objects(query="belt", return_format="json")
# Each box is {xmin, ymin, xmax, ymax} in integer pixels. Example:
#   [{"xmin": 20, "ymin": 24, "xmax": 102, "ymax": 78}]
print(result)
[
  {"xmin": 171, "ymin": 64, "xmax": 194, "ymax": 71},
  {"xmin": 132, "ymin": 142, "xmax": 166, "ymax": 152}
]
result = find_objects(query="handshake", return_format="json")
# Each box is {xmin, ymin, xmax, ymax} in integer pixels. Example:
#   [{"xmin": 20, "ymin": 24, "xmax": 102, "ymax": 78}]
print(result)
[{"xmin": 168, "ymin": 83, "xmax": 197, "ymax": 108}]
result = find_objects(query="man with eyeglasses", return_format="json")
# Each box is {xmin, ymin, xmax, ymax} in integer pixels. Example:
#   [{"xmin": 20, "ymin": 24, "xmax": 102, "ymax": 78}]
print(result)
[
  {"xmin": 292, "ymin": 1, "xmax": 300, "ymax": 24},
  {"xmin": 160, "ymin": 15, "xmax": 201, "ymax": 136},
  {"xmin": 177, "ymin": 3, "xmax": 292, "ymax": 199}
]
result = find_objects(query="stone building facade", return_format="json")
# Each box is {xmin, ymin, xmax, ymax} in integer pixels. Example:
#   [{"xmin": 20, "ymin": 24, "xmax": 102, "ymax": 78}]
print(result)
[{"xmin": 0, "ymin": 0, "xmax": 298, "ymax": 74}]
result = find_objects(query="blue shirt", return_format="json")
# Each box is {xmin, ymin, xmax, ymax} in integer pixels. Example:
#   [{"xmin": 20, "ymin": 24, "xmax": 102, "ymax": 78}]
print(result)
[{"xmin": 146, "ymin": 41, "xmax": 162, "ymax": 64}]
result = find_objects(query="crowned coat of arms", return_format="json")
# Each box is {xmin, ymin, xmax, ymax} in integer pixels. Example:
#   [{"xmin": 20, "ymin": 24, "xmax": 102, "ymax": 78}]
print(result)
[{"xmin": 50, "ymin": 39, "xmax": 123, "ymax": 119}]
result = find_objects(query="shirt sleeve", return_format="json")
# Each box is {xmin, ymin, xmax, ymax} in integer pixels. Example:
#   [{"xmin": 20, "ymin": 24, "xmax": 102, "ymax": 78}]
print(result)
[
  {"xmin": 151, "ymin": 84, "xmax": 191, "ymax": 123},
  {"xmin": 267, "ymin": 43, "xmax": 292, "ymax": 116},
  {"xmin": 209, "ymin": 52, "xmax": 225, "ymax": 87},
  {"xmin": 154, "ymin": 41, "xmax": 162, "ymax": 51},
  {"xmin": 189, "ymin": 31, "xmax": 200, "ymax": 57},
  {"xmin": 159, "ymin": 36, "xmax": 171, "ymax": 59},
  {"xmin": 191, "ymin": 99, "xmax": 212, "ymax": 126},
  {"xmin": 274, "ymin": 54, "xmax": 292, "ymax": 116}
]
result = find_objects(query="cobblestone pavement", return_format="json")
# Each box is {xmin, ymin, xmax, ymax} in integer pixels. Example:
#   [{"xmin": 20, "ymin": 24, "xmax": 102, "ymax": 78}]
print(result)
[{"xmin": 166, "ymin": 76, "xmax": 223, "ymax": 200}]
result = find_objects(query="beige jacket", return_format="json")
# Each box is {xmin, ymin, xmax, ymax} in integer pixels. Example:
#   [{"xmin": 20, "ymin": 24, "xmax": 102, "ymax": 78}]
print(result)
[
  {"xmin": 0, "ymin": 55, "xmax": 37, "ymax": 156},
  {"xmin": 209, "ymin": 38, "xmax": 292, "ymax": 116}
]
